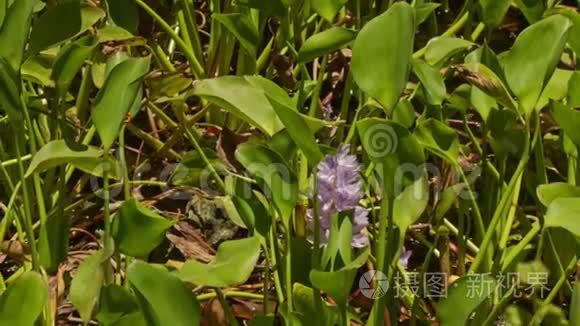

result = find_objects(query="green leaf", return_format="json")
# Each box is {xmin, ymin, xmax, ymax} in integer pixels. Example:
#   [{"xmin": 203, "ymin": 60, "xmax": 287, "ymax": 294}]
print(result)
[
  {"xmin": 193, "ymin": 76, "xmax": 284, "ymax": 136},
  {"xmin": 106, "ymin": 0, "xmax": 139, "ymax": 34},
  {"xmin": 502, "ymin": 15, "xmax": 572, "ymax": 115},
  {"xmin": 568, "ymin": 72, "xmax": 580, "ymax": 108},
  {"xmin": 235, "ymin": 143, "xmax": 298, "ymax": 225},
  {"xmin": 112, "ymin": 199, "xmax": 175, "ymax": 258},
  {"xmin": 26, "ymin": 140, "xmax": 105, "ymax": 177},
  {"xmin": 69, "ymin": 250, "xmax": 110, "ymax": 322},
  {"xmin": 357, "ymin": 118, "xmax": 425, "ymax": 189},
  {"xmin": 0, "ymin": 272, "xmax": 48, "ymax": 326},
  {"xmin": 214, "ymin": 13, "xmax": 259, "ymax": 57},
  {"xmin": 311, "ymin": 0, "xmax": 347, "ymax": 22},
  {"xmin": 298, "ymin": 27, "xmax": 356, "ymax": 63},
  {"xmin": 514, "ymin": 0, "xmax": 544, "ymax": 24},
  {"xmin": 93, "ymin": 55, "xmax": 150, "ymax": 149},
  {"xmin": 352, "ymin": 2, "xmax": 415, "ymax": 111},
  {"xmin": 552, "ymin": 102, "xmax": 580, "ymax": 148},
  {"xmin": 21, "ymin": 55, "xmax": 53, "ymax": 87},
  {"xmin": 179, "ymin": 236, "xmax": 260, "ymax": 287},
  {"xmin": 52, "ymin": 35, "xmax": 97, "ymax": 98},
  {"xmin": 411, "ymin": 60, "xmax": 447, "ymax": 106},
  {"xmin": 437, "ymin": 274, "xmax": 496, "ymax": 326},
  {"xmin": 97, "ymin": 25, "xmax": 135, "ymax": 43},
  {"xmin": 424, "ymin": 37, "xmax": 473, "ymax": 66},
  {"xmin": 454, "ymin": 63, "xmax": 516, "ymax": 111},
  {"xmin": 414, "ymin": 119, "xmax": 459, "ymax": 164},
  {"xmin": 128, "ymin": 261, "xmax": 201, "ymax": 326},
  {"xmin": 414, "ymin": 3, "xmax": 440, "ymax": 26},
  {"xmin": 310, "ymin": 250, "xmax": 369, "ymax": 307},
  {"xmin": 0, "ymin": 0, "xmax": 6, "ymax": 28},
  {"xmin": 269, "ymin": 93, "xmax": 323, "ymax": 166},
  {"xmin": 28, "ymin": 3, "xmax": 104, "ymax": 56},
  {"xmin": 478, "ymin": 0, "xmax": 510, "ymax": 28},
  {"xmin": 537, "ymin": 183, "xmax": 580, "ymax": 207},
  {"xmin": 544, "ymin": 197, "xmax": 580, "ymax": 238},
  {"xmin": 0, "ymin": 0, "xmax": 33, "ymax": 71},
  {"xmin": 39, "ymin": 211, "xmax": 69, "ymax": 273},
  {"xmin": 547, "ymin": 8, "xmax": 580, "ymax": 57},
  {"xmin": 0, "ymin": 57, "xmax": 23, "ymax": 119},
  {"xmin": 97, "ymin": 284, "xmax": 140, "ymax": 325},
  {"xmin": 292, "ymin": 283, "xmax": 338, "ymax": 325},
  {"xmin": 393, "ymin": 174, "xmax": 429, "ymax": 233}
]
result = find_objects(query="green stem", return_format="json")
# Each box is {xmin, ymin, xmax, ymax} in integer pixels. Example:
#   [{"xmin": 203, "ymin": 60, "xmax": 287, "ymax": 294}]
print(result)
[
  {"xmin": 215, "ymin": 288, "xmax": 239, "ymax": 325},
  {"xmin": 102, "ymin": 158, "xmax": 113, "ymax": 284},
  {"xmin": 134, "ymin": 0, "xmax": 205, "ymax": 79}
]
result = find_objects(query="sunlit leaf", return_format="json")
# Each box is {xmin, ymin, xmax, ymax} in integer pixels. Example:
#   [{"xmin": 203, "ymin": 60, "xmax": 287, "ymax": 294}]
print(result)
[
  {"xmin": 424, "ymin": 37, "xmax": 473, "ymax": 66},
  {"xmin": 112, "ymin": 199, "xmax": 175, "ymax": 258},
  {"xmin": 298, "ymin": 27, "xmax": 356, "ymax": 63},
  {"xmin": 93, "ymin": 55, "xmax": 150, "ymax": 149},
  {"xmin": 437, "ymin": 274, "xmax": 496, "ymax": 326},
  {"xmin": 52, "ymin": 35, "xmax": 97, "ymax": 98},
  {"xmin": 0, "ymin": 272, "xmax": 48, "ymax": 326},
  {"xmin": 412, "ymin": 60, "xmax": 447, "ymax": 106},
  {"xmin": 502, "ymin": 15, "xmax": 572, "ymax": 115},
  {"xmin": 128, "ymin": 261, "xmax": 201, "ymax": 326},
  {"xmin": 26, "ymin": 140, "xmax": 104, "ymax": 177},
  {"xmin": 537, "ymin": 182, "xmax": 580, "ymax": 207},
  {"xmin": 352, "ymin": 2, "xmax": 415, "ymax": 111},
  {"xmin": 478, "ymin": 0, "xmax": 510, "ymax": 28},
  {"xmin": 69, "ymin": 250, "xmax": 111, "ymax": 322},
  {"xmin": 544, "ymin": 197, "xmax": 580, "ymax": 238},
  {"xmin": 235, "ymin": 143, "xmax": 298, "ymax": 225},
  {"xmin": 312, "ymin": 0, "xmax": 347, "ymax": 22},
  {"xmin": 179, "ymin": 236, "xmax": 260, "ymax": 287}
]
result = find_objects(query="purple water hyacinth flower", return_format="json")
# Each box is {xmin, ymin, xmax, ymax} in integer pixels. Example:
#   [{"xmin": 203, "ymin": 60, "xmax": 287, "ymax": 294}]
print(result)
[
  {"xmin": 399, "ymin": 247, "xmax": 412, "ymax": 269},
  {"xmin": 307, "ymin": 145, "xmax": 369, "ymax": 248}
]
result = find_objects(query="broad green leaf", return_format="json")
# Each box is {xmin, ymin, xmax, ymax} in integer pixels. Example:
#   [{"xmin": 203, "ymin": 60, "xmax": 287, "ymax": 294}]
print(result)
[
  {"xmin": 26, "ymin": 140, "xmax": 104, "ymax": 177},
  {"xmin": 393, "ymin": 174, "xmax": 429, "ymax": 233},
  {"xmin": 437, "ymin": 274, "xmax": 496, "ymax": 326},
  {"xmin": 424, "ymin": 37, "xmax": 473, "ymax": 66},
  {"xmin": 298, "ymin": 27, "xmax": 356, "ymax": 63},
  {"xmin": 552, "ymin": 102, "xmax": 580, "ymax": 148},
  {"xmin": 69, "ymin": 250, "xmax": 110, "ymax": 322},
  {"xmin": 537, "ymin": 183, "xmax": 580, "ymax": 207},
  {"xmin": 128, "ymin": 261, "xmax": 201, "ymax": 326},
  {"xmin": 246, "ymin": 75, "xmax": 328, "ymax": 133},
  {"xmin": 235, "ymin": 143, "xmax": 298, "ymax": 224},
  {"xmin": 0, "ymin": 0, "xmax": 33, "ymax": 71},
  {"xmin": 435, "ymin": 184, "xmax": 466, "ymax": 221},
  {"xmin": 352, "ymin": 2, "xmax": 415, "ymax": 111},
  {"xmin": 412, "ymin": 60, "xmax": 447, "ymax": 106},
  {"xmin": 179, "ymin": 236, "xmax": 260, "ymax": 287},
  {"xmin": 544, "ymin": 197, "xmax": 580, "ymax": 238},
  {"xmin": 214, "ymin": 13, "xmax": 259, "ymax": 57},
  {"xmin": 414, "ymin": 119, "xmax": 459, "ymax": 164},
  {"xmin": 0, "ymin": 272, "xmax": 48, "ymax": 326},
  {"xmin": 514, "ymin": 0, "xmax": 544, "ymax": 24},
  {"xmin": 454, "ymin": 63, "xmax": 516, "ymax": 111},
  {"xmin": 97, "ymin": 284, "xmax": 140, "ymax": 325},
  {"xmin": 414, "ymin": 3, "xmax": 440, "ymax": 26},
  {"xmin": 28, "ymin": 3, "xmax": 104, "ymax": 56},
  {"xmin": 269, "ymin": 94, "xmax": 323, "ymax": 166},
  {"xmin": 21, "ymin": 55, "xmax": 53, "ymax": 87},
  {"xmin": 193, "ymin": 76, "xmax": 284, "ymax": 136},
  {"xmin": 97, "ymin": 25, "xmax": 135, "ymax": 43},
  {"xmin": 0, "ymin": 57, "xmax": 23, "ymax": 119},
  {"xmin": 106, "ymin": 0, "xmax": 139, "ymax": 34},
  {"xmin": 502, "ymin": 15, "xmax": 572, "ymax": 115},
  {"xmin": 310, "ymin": 250, "xmax": 369, "ymax": 307},
  {"xmin": 392, "ymin": 99, "xmax": 416, "ymax": 128},
  {"xmin": 357, "ymin": 118, "xmax": 425, "ymax": 190},
  {"xmin": 93, "ymin": 56, "xmax": 150, "ymax": 149},
  {"xmin": 312, "ymin": 0, "xmax": 347, "ymax": 22},
  {"xmin": 146, "ymin": 72, "xmax": 192, "ymax": 99},
  {"xmin": 478, "ymin": 0, "xmax": 510, "ymax": 28},
  {"xmin": 52, "ymin": 35, "xmax": 97, "ymax": 98},
  {"xmin": 547, "ymin": 8, "xmax": 580, "ymax": 57},
  {"xmin": 112, "ymin": 199, "xmax": 175, "ymax": 258}
]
